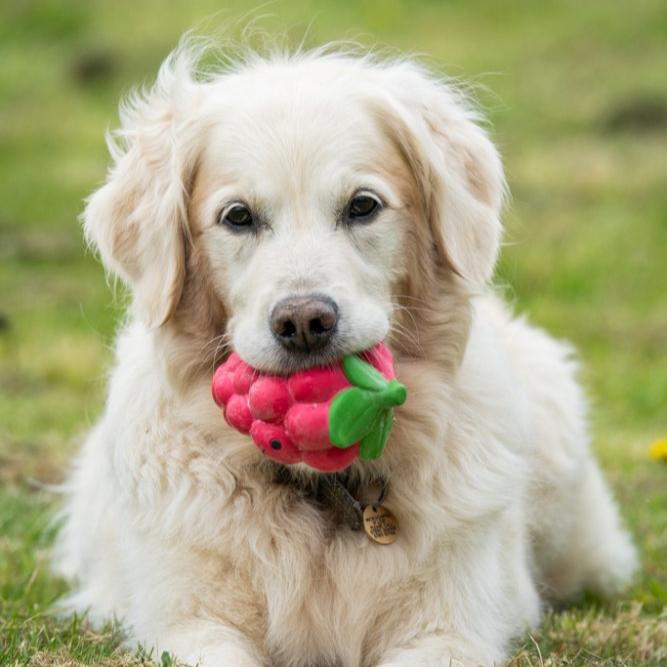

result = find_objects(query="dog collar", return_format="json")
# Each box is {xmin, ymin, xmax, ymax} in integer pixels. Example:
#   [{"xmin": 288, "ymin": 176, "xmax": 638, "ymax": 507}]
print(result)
[{"xmin": 274, "ymin": 466, "xmax": 398, "ymax": 544}]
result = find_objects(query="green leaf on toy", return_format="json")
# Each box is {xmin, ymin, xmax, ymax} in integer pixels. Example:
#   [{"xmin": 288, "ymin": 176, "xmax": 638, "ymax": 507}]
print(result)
[
  {"xmin": 380, "ymin": 380, "xmax": 407, "ymax": 408},
  {"xmin": 330, "ymin": 352, "xmax": 407, "ymax": 456},
  {"xmin": 329, "ymin": 387, "xmax": 383, "ymax": 447},
  {"xmin": 359, "ymin": 410, "xmax": 394, "ymax": 461},
  {"xmin": 341, "ymin": 355, "xmax": 387, "ymax": 391}
]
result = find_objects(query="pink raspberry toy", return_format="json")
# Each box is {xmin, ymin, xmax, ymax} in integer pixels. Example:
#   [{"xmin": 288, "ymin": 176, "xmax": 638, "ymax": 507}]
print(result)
[{"xmin": 211, "ymin": 343, "xmax": 407, "ymax": 472}]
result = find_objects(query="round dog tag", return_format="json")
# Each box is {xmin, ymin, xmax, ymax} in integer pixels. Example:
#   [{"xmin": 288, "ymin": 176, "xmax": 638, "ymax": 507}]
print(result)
[{"xmin": 362, "ymin": 504, "xmax": 398, "ymax": 544}]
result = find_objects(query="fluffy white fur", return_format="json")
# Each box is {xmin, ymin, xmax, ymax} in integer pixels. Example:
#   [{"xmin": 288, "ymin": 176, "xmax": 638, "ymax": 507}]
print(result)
[{"xmin": 55, "ymin": 42, "xmax": 637, "ymax": 667}]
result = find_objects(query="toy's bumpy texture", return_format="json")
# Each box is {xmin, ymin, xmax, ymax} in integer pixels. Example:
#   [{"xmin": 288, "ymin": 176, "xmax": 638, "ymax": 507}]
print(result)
[{"xmin": 211, "ymin": 344, "xmax": 396, "ymax": 472}]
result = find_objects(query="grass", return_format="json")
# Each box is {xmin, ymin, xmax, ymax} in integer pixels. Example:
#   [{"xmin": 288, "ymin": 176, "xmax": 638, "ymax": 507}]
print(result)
[{"xmin": 1, "ymin": 0, "xmax": 666, "ymax": 664}]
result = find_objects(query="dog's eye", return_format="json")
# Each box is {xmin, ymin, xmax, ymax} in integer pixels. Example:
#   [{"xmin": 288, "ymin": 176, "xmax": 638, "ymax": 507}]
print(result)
[
  {"xmin": 219, "ymin": 203, "xmax": 255, "ymax": 231},
  {"xmin": 345, "ymin": 192, "xmax": 382, "ymax": 224}
]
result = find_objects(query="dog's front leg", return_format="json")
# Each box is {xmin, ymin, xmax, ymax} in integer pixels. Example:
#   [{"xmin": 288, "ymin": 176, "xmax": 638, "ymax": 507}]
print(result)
[{"xmin": 157, "ymin": 619, "xmax": 266, "ymax": 667}]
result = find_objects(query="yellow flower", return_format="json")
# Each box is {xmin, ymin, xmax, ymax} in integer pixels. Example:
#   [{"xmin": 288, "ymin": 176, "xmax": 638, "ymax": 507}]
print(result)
[{"xmin": 649, "ymin": 439, "xmax": 667, "ymax": 461}]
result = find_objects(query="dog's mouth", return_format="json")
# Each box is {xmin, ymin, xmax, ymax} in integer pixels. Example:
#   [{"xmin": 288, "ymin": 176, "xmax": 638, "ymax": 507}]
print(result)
[
  {"xmin": 274, "ymin": 340, "xmax": 348, "ymax": 373},
  {"xmin": 250, "ymin": 336, "xmax": 361, "ymax": 376},
  {"xmin": 226, "ymin": 325, "xmax": 383, "ymax": 377}
]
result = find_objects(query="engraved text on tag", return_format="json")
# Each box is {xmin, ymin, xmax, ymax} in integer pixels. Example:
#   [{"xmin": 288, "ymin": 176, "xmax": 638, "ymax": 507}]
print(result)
[{"xmin": 362, "ymin": 504, "xmax": 398, "ymax": 544}]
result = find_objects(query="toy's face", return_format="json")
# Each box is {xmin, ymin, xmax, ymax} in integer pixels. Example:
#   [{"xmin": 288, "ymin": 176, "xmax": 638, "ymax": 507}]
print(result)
[{"xmin": 191, "ymin": 67, "xmax": 413, "ymax": 374}]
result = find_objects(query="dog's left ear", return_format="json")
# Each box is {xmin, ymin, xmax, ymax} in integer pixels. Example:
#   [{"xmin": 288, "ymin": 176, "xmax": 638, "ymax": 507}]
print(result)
[
  {"xmin": 83, "ymin": 50, "xmax": 201, "ymax": 327},
  {"xmin": 377, "ymin": 64, "xmax": 505, "ymax": 285}
]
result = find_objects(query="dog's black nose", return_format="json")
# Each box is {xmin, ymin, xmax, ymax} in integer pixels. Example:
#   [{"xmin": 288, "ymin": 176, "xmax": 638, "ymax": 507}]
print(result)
[{"xmin": 270, "ymin": 295, "xmax": 338, "ymax": 353}]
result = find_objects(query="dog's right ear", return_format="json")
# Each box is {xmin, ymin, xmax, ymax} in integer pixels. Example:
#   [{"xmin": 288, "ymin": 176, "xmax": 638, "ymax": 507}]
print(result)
[{"xmin": 83, "ymin": 50, "xmax": 202, "ymax": 328}]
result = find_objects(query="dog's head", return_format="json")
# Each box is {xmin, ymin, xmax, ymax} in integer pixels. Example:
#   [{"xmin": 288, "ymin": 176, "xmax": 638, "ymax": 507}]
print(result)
[{"xmin": 84, "ymin": 45, "xmax": 504, "ymax": 376}]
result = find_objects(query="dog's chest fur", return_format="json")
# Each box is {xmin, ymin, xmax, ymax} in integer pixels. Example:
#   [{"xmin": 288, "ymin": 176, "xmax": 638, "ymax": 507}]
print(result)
[{"xmin": 220, "ymin": 468, "xmax": 418, "ymax": 667}]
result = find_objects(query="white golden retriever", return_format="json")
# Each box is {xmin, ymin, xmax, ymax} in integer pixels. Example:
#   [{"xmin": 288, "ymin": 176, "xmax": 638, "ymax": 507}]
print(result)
[{"xmin": 56, "ymin": 42, "xmax": 638, "ymax": 666}]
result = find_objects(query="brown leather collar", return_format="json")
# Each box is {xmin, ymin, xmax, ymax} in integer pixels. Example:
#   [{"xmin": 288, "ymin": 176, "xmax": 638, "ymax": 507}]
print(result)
[{"xmin": 274, "ymin": 465, "xmax": 387, "ymax": 532}]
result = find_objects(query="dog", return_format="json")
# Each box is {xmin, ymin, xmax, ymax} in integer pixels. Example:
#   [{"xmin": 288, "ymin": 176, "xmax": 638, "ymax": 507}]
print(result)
[{"xmin": 55, "ymin": 41, "xmax": 638, "ymax": 666}]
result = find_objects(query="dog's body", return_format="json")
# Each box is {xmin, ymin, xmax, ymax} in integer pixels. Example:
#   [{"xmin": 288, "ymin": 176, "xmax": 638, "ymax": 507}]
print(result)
[{"xmin": 56, "ymin": 45, "xmax": 637, "ymax": 666}]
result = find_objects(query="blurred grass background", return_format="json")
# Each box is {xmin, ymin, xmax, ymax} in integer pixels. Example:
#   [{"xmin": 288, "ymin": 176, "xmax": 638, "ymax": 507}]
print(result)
[{"xmin": 1, "ymin": 0, "xmax": 666, "ymax": 665}]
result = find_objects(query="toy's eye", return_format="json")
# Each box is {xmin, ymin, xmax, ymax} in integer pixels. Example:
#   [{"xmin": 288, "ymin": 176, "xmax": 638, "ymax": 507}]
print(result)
[
  {"xmin": 345, "ymin": 191, "xmax": 383, "ymax": 224},
  {"xmin": 219, "ymin": 203, "xmax": 255, "ymax": 231}
]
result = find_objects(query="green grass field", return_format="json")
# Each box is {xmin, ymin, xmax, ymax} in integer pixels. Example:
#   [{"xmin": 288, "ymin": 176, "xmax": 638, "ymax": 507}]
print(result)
[{"xmin": 1, "ymin": 1, "xmax": 666, "ymax": 665}]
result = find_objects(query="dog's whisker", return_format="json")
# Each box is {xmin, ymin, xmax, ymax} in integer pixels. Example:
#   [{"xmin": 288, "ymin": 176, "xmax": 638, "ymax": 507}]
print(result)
[
  {"xmin": 391, "ymin": 302, "xmax": 432, "ymax": 316},
  {"xmin": 390, "ymin": 303, "xmax": 423, "ymax": 341},
  {"xmin": 199, "ymin": 332, "xmax": 234, "ymax": 370},
  {"xmin": 389, "ymin": 310, "xmax": 422, "ymax": 339},
  {"xmin": 388, "ymin": 321, "xmax": 424, "ymax": 354},
  {"xmin": 201, "ymin": 332, "xmax": 231, "ymax": 356},
  {"xmin": 391, "ymin": 293, "xmax": 432, "ymax": 306}
]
